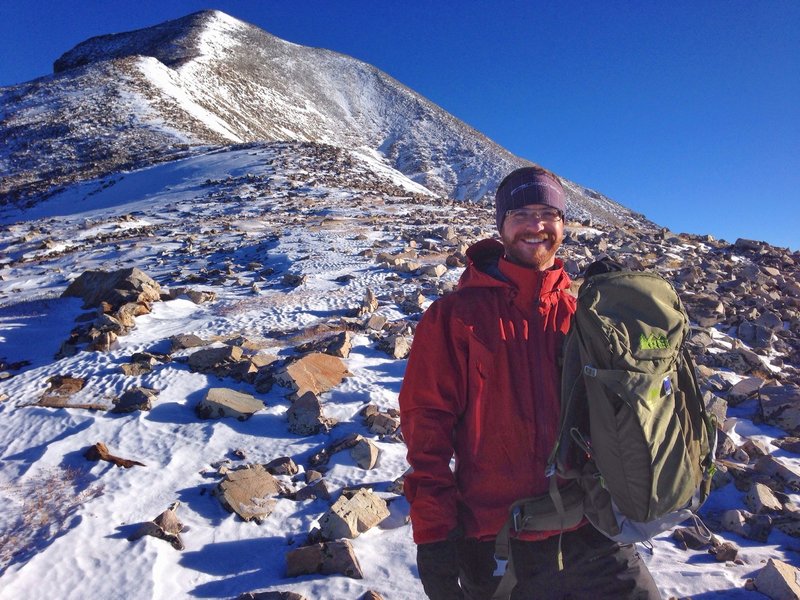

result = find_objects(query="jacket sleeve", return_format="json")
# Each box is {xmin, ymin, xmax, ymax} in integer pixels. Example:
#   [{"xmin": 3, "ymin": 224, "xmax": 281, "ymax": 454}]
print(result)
[{"xmin": 399, "ymin": 299, "xmax": 467, "ymax": 544}]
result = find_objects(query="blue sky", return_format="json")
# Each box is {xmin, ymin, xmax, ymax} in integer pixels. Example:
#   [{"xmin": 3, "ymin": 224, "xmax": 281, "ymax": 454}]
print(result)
[{"xmin": 1, "ymin": 1, "xmax": 797, "ymax": 250}]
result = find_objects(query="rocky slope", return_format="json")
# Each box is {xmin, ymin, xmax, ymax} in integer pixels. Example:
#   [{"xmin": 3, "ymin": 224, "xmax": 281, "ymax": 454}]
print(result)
[{"xmin": 0, "ymin": 141, "xmax": 799, "ymax": 599}]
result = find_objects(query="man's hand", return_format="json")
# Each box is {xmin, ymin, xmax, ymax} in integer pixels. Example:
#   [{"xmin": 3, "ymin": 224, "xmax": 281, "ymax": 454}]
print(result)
[{"xmin": 416, "ymin": 540, "xmax": 464, "ymax": 599}]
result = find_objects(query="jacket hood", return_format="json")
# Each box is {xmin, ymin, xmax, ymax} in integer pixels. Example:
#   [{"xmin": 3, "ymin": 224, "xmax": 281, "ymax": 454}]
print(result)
[{"xmin": 459, "ymin": 238, "xmax": 572, "ymax": 295}]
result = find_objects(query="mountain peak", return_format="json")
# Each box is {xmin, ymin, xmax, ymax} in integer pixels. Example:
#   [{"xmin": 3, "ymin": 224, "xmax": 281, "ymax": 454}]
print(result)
[{"xmin": 52, "ymin": 10, "xmax": 248, "ymax": 73}]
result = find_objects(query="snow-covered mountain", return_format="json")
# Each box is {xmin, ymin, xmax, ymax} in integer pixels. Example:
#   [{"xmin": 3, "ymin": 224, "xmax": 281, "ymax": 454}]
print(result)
[{"xmin": 0, "ymin": 9, "xmax": 639, "ymax": 229}]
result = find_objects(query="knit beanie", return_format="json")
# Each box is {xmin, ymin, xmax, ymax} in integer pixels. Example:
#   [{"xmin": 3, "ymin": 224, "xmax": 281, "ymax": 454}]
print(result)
[{"xmin": 495, "ymin": 167, "xmax": 566, "ymax": 230}]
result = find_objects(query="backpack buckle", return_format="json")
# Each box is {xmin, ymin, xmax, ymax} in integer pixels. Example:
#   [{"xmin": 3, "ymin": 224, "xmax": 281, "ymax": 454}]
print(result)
[
  {"xmin": 584, "ymin": 365, "xmax": 598, "ymax": 377},
  {"xmin": 512, "ymin": 506, "xmax": 523, "ymax": 531},
  {"xmin": 493, "ymin": 556, "xmax": 508, "ymax": 576}
]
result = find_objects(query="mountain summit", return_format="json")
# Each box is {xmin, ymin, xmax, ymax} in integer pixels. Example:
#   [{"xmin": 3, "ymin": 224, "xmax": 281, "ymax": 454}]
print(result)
[{"xmin": 1, "ymin": 9, "xmax": 639, "ymax": 227}]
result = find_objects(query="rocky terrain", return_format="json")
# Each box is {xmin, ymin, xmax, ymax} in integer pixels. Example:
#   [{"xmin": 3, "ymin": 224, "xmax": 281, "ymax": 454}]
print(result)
[{"xmin": 0, "ymin": 140, "xmax": 798, "ymax": 599}]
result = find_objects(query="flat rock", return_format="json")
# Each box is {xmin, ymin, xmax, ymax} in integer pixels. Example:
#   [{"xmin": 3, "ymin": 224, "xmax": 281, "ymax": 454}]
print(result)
[
  {"xmin": 196, "ymin": 387, "xmax": 264, "ymax": 420},
  {"xmin": 274, "ymin": 352, "xmax": 350, "ymax": 398},
  {"xmin": 215, "ymin": 464, "xmax": 284, "ymax": 522},
  {"xmin": 188, "ymin": 345, "xmax": 244, "ymax": 372}
]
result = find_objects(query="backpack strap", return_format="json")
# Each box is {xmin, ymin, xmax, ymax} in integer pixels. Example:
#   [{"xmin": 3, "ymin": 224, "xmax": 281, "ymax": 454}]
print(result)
[{"xmin": 491, "ymin": 480, "xmax": 585, "ymax": 597}]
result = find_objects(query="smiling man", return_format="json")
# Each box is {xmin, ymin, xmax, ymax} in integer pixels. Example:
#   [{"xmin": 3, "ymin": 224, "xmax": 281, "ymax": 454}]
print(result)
[{"xmin": 399, "ymin": 167, "xmax": 660, "ymax": 599}]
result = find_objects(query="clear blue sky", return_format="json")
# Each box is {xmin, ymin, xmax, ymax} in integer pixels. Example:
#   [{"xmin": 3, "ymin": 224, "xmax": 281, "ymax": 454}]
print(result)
[{"xmin": 1, "ymin": 1, "xmax": 798, "ymax": 250}]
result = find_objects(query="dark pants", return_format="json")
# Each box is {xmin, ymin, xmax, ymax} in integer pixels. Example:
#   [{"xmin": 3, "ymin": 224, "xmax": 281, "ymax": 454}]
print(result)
[{"xmin": 457, "ymin": 526, "xmax": 661, "ymax": 600}]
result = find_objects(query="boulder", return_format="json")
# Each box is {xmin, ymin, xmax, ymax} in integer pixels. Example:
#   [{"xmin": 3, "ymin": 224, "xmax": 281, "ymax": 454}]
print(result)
[
  {"xmin": 285, "ymin": 540, "xmax": 363, "ymax": 579},
  {"xmin": 196, "ymin": 388, "xmax": 264, "ymax": 420},
  {"xmin": 286, "ymin": 391, "xmax": 337, "ymax": 435},
  {"xmin": 215, "ymin": 464, "xmax": 284, "ymax": 522},
  {"xmin": 754, "ymin": 558, "xmax": 800, "ymax": 600},
  {"xmin": 318, "ymin": 489, "xmax": 390, "ymax": 540},
  {"xmin": 759, "ymin": 385, "xmax": 800, "ymax": 435},
  {"xmin": 112, "ymin": 387, "xmax": 158, "ymax": 413},
  {"xmin": 755, "ymin": 455, "xmax": 800, "ymax": 491},
  {"xmin": 745, "ymin": 482, "xmax": 783, "ymax": 514},
  {"xmin": 294, "ymin": 479, "xmax": 332, "ymax": 502},
  {"xmin": 188, "ymin": 345, "xmax": 244, "ymax": 373},
  {"xmin": 62, "ymin": 267, "xmax": 161, "ymax": 309},
  {"xmin": 377, "ymin": 335, "xmax": 411, "ymax": 359},
  {"xmin": 727, "ymin": 376, "xmax": 764, "ymax": 404}
]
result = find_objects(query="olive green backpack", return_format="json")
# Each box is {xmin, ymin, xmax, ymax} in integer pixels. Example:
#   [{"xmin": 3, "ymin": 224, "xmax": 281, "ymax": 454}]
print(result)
[
  {"xmin": 549, "ymin": 258, "xmax": 717, "ymax": 543},
  {"xmin": 492, "ymin": 259, "xmax": 717, "ymax": 598}
]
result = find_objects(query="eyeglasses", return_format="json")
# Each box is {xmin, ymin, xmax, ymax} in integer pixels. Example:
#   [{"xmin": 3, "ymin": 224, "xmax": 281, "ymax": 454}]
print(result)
[{"xmin": 504, "ymin": 207, "xmax": 563, "ymax": 225}]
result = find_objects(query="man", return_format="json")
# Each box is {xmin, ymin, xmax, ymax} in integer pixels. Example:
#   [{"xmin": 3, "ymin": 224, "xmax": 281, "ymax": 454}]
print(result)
[{"xmin": 399, "ymin": 167, "xmax": 660, "ymax": 599}]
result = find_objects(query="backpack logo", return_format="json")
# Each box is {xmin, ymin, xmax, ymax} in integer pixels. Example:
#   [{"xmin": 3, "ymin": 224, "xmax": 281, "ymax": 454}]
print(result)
[{"xmin": 639, "ymin": 332, "xmax": 670, "ymax": 350}]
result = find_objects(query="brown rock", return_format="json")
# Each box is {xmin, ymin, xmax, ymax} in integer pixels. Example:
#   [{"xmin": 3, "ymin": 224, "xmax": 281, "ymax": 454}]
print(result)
[
  {"xmin": 128, "ymin": 501, "xmax": 184, "ymax": 550},
  {"xmin": 745, "ymin": 482, "xmax": 783, "ymax": 514},
  {"xmin": 710, "ymin": 541, "xmax": 738, "ymax": 562},
  {"xmin": 62, "ymin": 267, "xmax": 161, "ymax": 310},
  {"xmin": 112, "ymin": 386, "xmax": 157, "ymax": 413},
  {"xmin": 274, "ymin": 352, "xmax": 351, "ymax": 398},
  {"xmin": 196, "ymin": 388, "xmax": 264, "ymax": 420},
  {"xmin": 215, "ymin": 464, "xmax": 284, "ymax": 522},
  {"xmin": 351, "ymin": 437, "xmax": 380, "ymax": 469},
  {"xmin": 754, "ymin": 558, "xmax": 800, "ymax": 600},
  {"xmin": 318, "ymin": 488, "xmax": 390, "ymax": 540},
  {"xmin": 285, "ymin": 540, "xmax": 363, "ymax": 579}
]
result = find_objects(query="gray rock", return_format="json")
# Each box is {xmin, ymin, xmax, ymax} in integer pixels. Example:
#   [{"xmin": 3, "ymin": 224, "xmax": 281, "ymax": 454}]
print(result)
[
  {"xmin": 188, "ymin": 345, "xmax": 244, "ymax": 372},
  {"xmin": 760, "ymin": 385, "xmax": 800, "ymax": 435},
  {"xmin": 287, "ymin": 391, "xmax": 337, "ymax": 435},
  {"xmin": 112, "ymin": 386, "xmax": 158, "ymax": 413},
  {"xmin": 727, "ymin": 376, "xmax": 764, "ymax": 404},
  {"xmin": 170, "ymin": 333, "xmax": 208, "ymax": 351}
]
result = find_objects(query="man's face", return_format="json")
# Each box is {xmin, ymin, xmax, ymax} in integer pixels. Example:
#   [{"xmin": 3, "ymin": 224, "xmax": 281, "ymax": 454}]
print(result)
[{"xmin": 499, "ymin": 204, "xmax": 564, "ymax": 270}]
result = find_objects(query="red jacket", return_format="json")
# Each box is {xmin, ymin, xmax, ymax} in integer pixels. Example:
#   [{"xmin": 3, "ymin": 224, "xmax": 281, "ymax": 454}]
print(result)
[{"xmin": 399, "ymin": 239, "xmax": 576, "ymax": 544}]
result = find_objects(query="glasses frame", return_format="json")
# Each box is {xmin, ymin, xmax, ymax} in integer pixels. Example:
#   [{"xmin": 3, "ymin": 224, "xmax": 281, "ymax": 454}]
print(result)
[{"xmin": 504, "ymin": 207, "xmax": 564, "ymax": 225}]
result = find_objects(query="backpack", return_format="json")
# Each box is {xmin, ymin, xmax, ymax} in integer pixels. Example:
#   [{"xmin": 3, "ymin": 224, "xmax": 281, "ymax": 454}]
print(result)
[
  {"xmin": 491, "ymin": 259, "xmax": 717, "ymax": 598},
  {"xmin": 549, "ymin": 257, "xmax": 717, "ymax": 543}
]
